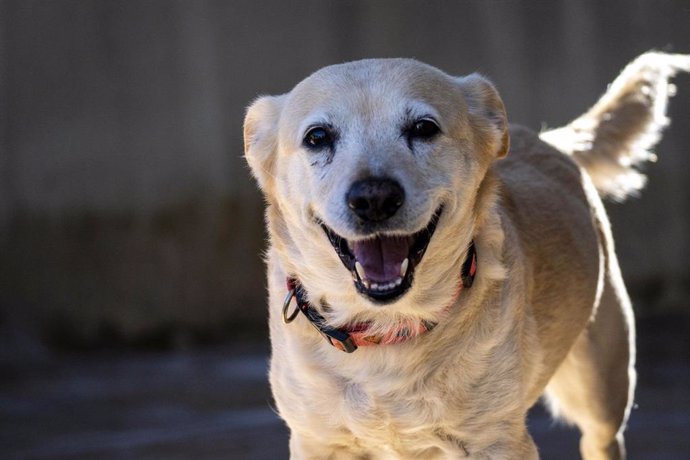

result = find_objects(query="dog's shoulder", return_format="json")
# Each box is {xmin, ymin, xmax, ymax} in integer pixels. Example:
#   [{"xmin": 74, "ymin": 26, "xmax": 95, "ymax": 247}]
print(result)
[
  {"xmin": 502, "ymin": 124, "xmax": 582, "ymax": 178},
  {"xmin": 495, "ymin": 125, "xmax": 587, "ymax": 206}
]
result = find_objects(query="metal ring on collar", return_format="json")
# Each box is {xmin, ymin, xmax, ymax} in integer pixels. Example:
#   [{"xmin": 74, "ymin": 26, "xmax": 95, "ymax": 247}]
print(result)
[{"xmin": 282, "ymin": 288, "xmax": 299, "ymax": 324}]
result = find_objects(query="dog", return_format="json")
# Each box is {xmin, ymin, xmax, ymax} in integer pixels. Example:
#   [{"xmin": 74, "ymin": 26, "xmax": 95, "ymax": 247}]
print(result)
[{"xmin": 244, "ymin": 52, "xmax": 689, "ymax": 459}]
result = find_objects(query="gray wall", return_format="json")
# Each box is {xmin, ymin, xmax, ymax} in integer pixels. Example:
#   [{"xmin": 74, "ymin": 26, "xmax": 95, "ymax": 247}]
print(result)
[{"xmin": 1, "ymin": 0, "xmax": 689, "ymax": 347}]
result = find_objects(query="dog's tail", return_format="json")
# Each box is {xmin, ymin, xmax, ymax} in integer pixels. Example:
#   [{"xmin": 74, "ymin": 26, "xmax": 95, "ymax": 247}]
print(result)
[{"xmin": 540, "ymin": 52, "xmax": 690, "ymax": 201}]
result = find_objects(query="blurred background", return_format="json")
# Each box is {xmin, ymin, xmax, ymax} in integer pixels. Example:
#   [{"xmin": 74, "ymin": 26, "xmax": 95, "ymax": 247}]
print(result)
[{"xmin": 1, "ymin": 1, "xmax": 688, "ymax": 458}]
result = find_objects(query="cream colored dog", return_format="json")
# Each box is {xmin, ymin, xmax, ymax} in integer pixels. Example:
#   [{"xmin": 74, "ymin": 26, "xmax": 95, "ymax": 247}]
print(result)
[{"xmin": 244, "ymin": 52, "xmax": 689, "ymax": 459}]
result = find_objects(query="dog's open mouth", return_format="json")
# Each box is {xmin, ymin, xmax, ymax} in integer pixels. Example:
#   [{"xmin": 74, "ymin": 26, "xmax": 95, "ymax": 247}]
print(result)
[{"xmin": 320, "ymin": 207, "xmax": 443, "ymax": 303}]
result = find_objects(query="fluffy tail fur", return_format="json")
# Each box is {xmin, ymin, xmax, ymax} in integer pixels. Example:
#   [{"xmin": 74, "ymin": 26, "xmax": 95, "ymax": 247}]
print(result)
[{"xmin": 540, "ymin": 52, "xmax": 690, "ymax": 201}]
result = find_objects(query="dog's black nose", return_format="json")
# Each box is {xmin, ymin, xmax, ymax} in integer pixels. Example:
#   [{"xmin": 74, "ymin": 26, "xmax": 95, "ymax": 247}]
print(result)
[{"xmin": 347, "ymin": 177, "xmax": 405, "ymax": 222}]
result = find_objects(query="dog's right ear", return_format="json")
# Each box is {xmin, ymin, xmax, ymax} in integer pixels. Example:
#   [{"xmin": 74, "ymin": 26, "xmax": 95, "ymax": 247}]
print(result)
[{"xmin": 243, "ymin": 95, "xmax": 286, "ymax": 194}]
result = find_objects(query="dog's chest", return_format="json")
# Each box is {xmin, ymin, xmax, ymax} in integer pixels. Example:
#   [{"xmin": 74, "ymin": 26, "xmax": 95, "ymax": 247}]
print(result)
[
  {"xmin": 271, "ymin": 313, "xmax": 528, "ymax": 456},
  {"xmin": 313, "ymin": 370, "xmax": 481, "ymax": 456}
]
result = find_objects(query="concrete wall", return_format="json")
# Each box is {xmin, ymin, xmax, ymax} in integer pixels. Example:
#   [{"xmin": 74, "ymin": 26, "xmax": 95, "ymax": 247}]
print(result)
[{"xmin": 1, "ymin": 0, "xmax": 689, "ymax": 347}]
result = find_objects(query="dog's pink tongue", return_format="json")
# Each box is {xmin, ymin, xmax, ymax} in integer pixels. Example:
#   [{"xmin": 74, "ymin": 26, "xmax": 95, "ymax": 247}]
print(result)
[{"xmin": 352, "ymin": 236, "xmax": 409, "ymax": 282}]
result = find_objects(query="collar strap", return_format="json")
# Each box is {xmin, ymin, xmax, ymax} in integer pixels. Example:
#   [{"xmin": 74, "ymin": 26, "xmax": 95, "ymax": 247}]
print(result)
[{"xmin": 283, "ymin": 241, "xmax": 477, "ymax": 353}]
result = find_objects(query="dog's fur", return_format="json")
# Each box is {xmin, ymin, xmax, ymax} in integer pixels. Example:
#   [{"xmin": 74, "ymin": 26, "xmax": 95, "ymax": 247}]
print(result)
[{"xmin": 244, "ymin": 52, "xmax": 690, "ymax": 459}]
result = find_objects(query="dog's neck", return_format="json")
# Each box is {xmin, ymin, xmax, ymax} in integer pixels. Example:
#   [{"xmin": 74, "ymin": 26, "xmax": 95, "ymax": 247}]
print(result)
[{"xmin": 282, "ymin": 241, "xmax": 477, "ymax": 353}]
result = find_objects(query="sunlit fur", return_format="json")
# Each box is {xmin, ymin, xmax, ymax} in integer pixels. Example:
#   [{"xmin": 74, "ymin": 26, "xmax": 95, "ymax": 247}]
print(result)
[
  {"xmin": 541, "ymin": 52, "xmax": 690, "ymax": 201},
  {"xmin": 244, "ymin": 52, "xmax": 688, "ymax": 459}
]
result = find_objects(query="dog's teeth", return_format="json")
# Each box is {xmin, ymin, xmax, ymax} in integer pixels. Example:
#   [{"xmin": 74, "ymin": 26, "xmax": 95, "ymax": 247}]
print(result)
[
  {"xmin": 362, "ymin": 278, "xmax": 371, "ymax": 289},
  {"xmin": 400, "ymin": 258, "xmax": 409, "ymax": 277},
  {"xmin": 394, "ymin": 277, "xmax": 402, "ymax": 286},
  {"xmin": 370, "ymin": 281, "xmax": 395, "ymax": 291},
  {"xmin": 355, "ymin": 261, "xmax": 366, "ymax": 281}
]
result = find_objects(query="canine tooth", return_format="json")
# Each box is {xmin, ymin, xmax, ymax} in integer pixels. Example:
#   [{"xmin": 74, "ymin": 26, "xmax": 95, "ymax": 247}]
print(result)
[
  {"xmin": 355, "ymin": 261, "xmax": 366, "ymax": 281},
  {"xmin": 362, "ymin": 279, "xmax": 371, "ymax": 289},
  {"xmin": 400, "ymin": 258, "xmax": 409, "ymax": 277}
]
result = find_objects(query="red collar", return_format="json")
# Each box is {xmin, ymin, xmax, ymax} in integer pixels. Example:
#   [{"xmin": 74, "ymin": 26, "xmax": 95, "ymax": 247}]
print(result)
[{"xmin": 282, "ymin": 241, "xmax": 477, "ymax": 353}]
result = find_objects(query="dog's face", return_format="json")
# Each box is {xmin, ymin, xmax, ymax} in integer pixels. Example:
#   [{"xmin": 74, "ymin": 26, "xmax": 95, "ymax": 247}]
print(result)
[{"xmin": 245, "ymin": 59, "xmax": 508, "ymax": 310}]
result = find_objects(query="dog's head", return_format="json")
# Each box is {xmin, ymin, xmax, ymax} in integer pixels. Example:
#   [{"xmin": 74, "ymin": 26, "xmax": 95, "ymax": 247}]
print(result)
[{"xmin": 245, "ymin": 59, "xmax": 507, "ymax": 312}]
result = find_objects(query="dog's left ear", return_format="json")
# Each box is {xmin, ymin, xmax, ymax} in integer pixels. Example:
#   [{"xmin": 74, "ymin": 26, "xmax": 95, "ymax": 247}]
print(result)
[
  {"xmin": 456, "ymin": 74, "xmax": 510, "ymax": 159},
  {"xmin": 243, "ymin": 94, "xmax": 286, "ymax": 194}
]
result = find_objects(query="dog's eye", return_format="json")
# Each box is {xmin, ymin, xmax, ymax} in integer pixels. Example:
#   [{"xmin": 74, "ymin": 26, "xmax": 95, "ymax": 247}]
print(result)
[
  {"xmin": 303, "ymin": 126, "xmax": 334, "ymax": 150},
  {"xmin": 408, "ymin": 118, "xmax": 441, "ymax": 140}
]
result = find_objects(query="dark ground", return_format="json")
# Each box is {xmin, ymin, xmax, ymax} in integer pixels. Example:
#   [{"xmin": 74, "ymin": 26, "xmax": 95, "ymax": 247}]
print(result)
[{"xmin": 1, "ymin": 314, "xmax": 689, "ymax": 460}]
